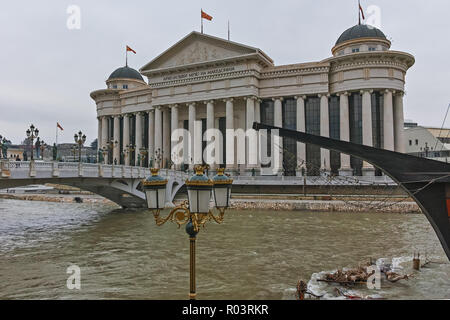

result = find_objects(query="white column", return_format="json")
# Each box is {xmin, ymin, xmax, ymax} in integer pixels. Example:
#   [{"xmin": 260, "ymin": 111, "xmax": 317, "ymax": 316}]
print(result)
[
  {"xmin": 170, "ymin": 105, "xmax": 179, "ymax": 168},
  {"xmin": 296, "ymin": 96, "xmax": 306, "ymax": 175},
  {"xmin": 215, "ymin": 117, "xmax": 222, "ymax": 166},
  {"xmin": 394, "ymin": 92, "xmax": 405, "ymax": 153},
  {"xmin": 154, "ymin": 107, "xmax": 163, "ymax": 168},
  {"xmin": 338, "ymin": 92, "xmax": 352, "ymax": 176},
  {"xmin": 319, "ymin": 94, "xmax": 330, "ymax": 172},
  {"xmin": 188, "ymin": 103, "xmax": 197, "ymax": 168},
  {"xmin": 254, "ymin": 99, "xmax": 261, "ymax": 169},
  {"xmin": 205, "ymin": 100, "xmax": 216, "ymax": 167},
  {"xmin": 101, "ymin": 116, "xmax": 108, "ymax": 164},
  {"xmin": 225, "ymin": 98, "xmax": 235, "ymax": 169},
  {"xmin": 383, "ymin": 90, "xmax": 395, "ymax": 151},
  {"xmin": 148, "ymin": 110, "xmax": 155, "ymax": 167},
  {"xmin": 254, "ymin": 100, "xmax": 261, "ymax": 123},
  {"xmin": 113, "ymin": 116, "xmax": 120, "ymax": 164},
  {"xmin": 123, "ymin": 114, "xmax": 130, "ymax": 166},
  {"xmin": 163, "ymin": 107, "xmax": 171, "ymax": 168},
  {"xmin": 135, "ymin": 112, "xmax": 143, "ymax": 166},
  {"xmin": 246, "ymin": 97, "xmax": 257, "ymax": 169},
  {"xmin": 97, "ymin": 117, "xmax": 102, "ymax": 155},
  {"xmin": 361, "ymin": 90, "xmax": 375, "ymax": 175},
  {"xmin": 274, "ymin": 98, "xmax": 283, "ymax": 174}
]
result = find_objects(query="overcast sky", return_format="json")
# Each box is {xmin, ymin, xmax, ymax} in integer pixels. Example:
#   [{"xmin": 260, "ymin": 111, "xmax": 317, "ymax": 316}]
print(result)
[{"xmin": 0, "ymin": 0, "xmax": 449, "ymax": 145}]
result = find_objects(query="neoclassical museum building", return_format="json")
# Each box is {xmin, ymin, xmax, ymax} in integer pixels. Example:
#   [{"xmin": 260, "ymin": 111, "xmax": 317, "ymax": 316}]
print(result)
[{"xmin": 91, "ymin": 23, "xmax": 415, "ymax": 176}]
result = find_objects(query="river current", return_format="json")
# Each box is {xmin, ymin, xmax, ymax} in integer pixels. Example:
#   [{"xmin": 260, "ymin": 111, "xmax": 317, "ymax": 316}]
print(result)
[{"xmin": 0, "ymin": 199, "xmax": 448, "ymax": 299}]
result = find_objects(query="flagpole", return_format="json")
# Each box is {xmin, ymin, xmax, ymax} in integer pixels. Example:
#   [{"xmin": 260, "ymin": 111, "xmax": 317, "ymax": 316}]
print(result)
[
  {"xmin": 358, "ymin": 0, "xmax": 361, "ymax": 25},
  {"xmin": 201, "ymin": 9, "xmax": 203, "ymax": 33},
  {"xmin": 55, "ymin": 123, "xmax": 58, "ymax": 160},
  {"xmin": 228, "ymin": 20, "xmax": 230, "ymax": 41},
  {"xmin": 126, "ymin": 47, "xmax": 128, "ymax": 67}
]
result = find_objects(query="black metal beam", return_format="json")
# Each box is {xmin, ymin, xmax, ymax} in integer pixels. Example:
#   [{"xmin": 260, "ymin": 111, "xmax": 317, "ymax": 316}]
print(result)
[{"xmin": 253, "ymin": 122, "xmax": 450, "ymax": 261}]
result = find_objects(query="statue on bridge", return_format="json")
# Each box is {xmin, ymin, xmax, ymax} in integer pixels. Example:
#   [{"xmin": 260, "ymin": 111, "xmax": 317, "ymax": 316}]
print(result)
[
  {"xmin": 1, "ymin": 144, "xmax": 7, "ymax": 159},
  {"xmin": 98, "ymin": 150, "xmax": 104, "ymax": 164}
]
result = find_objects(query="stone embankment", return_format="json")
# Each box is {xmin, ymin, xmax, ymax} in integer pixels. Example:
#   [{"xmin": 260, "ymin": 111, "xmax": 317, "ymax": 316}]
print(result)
[
  {"xmin": 0, "ymin": 193, "xmax": 113, "ymax": 204},
  {"xmin": 0, "ymin": 193, "xmax": 421, "ymax": 213},
  {"xmin": 228, "ymin": 199, "xmax": 420, "ymax": 213}
]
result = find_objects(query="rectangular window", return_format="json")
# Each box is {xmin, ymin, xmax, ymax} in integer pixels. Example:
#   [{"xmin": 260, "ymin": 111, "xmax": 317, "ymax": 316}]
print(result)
[
  {"xmin": 415, "ymin": 139, "xmax": 419, "ymax": 145},
  {"xmin": 123, "ymin": 84, "xmax": 128, "ymax": 89},
  {"xmin": 369, "ymin": 47, "xmax": 376, "ymax": 51},
  {"xmin": 352, "ymin": 48, "xmax": 360, "ymax": 53},
  {"xmin": 409, "ymin": 140, "xmax": 412, "ymax": 146},
  {"xmin": 349, "ymin": 93, "xmax": 363, "ymax": 176},
  {"xmin": 282, "ymin": 98, "xmax": 297, "ymax": 176},
  {"xmin": 261, "ymin": 100, "xmax": 274, "ymax": 161},
  {"xmin": 305, "ymin": 97, "xmax": 321, "ymax": 176},
  {"xmin": 329, "ymin": 96, "xmax": 340, "ymax": 174}
]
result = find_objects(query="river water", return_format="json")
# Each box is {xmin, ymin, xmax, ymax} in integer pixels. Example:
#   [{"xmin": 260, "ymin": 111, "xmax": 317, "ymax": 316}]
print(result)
[{"xmin": 0, "ymin": 199, "xmax": 448, "ymax": 300}]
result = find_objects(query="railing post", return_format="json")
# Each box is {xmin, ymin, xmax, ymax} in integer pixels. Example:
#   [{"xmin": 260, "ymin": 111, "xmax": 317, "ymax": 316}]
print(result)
[
  {"xmin": 29, "ymin": 160, "xmax": 36, "ymax": 177},
  {"xmin": 121, "ymin": 165, "xmax": 125, "ymax": 178},
  {"xmin": 52, "ymin": 161, "xmax": 60, "ymax": 177},
  {"xmin": 98, "ymin": 163, "xmax": 103, "ymax": 177},
  {"xmin": 1, "ymin": 160, "xmax": 11, "ymax": 178},
  {"xmin": 78, "ymin": 162, "xmax": 83, "ymax": 177}
]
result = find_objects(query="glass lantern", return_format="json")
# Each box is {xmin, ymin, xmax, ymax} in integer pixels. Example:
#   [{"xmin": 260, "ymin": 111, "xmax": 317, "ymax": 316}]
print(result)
[
  {"xmin": 143, "ymin": 168, "xmax": 168, "ymax": 210},
  {"xmin": 212, "ymin": 168, "xmax": 233, "ymax": 209},
  {"xmin": 186, "ymin": 166, "xmax": 213, "ymax": 214}
]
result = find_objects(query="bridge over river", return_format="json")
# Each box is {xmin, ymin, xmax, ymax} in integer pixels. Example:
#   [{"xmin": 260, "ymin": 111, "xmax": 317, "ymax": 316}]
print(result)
[{"xmin": 0, "ymin": 160, "xmax": 397, "ymax": 208}]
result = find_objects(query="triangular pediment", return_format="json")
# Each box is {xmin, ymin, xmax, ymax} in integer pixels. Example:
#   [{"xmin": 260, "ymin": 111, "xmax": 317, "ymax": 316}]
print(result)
[{"xmin": 140, "ymin": 32, "xmax": 273, "ymax": 73}]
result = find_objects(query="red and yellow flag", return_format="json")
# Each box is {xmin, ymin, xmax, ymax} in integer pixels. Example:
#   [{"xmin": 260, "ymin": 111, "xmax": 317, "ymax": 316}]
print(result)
[
  {"xmin": 201, "ymin": 10, "xmax": 212, "ymax": 21},
  {"xmin": 57, "ymin": 122, "xmax": 64, "ymax": 131},
  {"xmin": 126, "ymin": 45, "xmax": 136, "ymax": 54}
]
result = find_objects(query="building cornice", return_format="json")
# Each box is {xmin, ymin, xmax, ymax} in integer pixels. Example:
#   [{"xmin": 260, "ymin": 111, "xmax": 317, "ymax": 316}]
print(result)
[
  {"xmin": 326, "ymin": 51, "xmax": 415, "ymax": 72},
  {"xmin": 331, "ymin": 37, "xmax": 392, "ymax": 55}
]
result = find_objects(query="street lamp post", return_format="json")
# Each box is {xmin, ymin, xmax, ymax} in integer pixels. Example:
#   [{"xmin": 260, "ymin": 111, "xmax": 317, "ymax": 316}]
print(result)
[
  {"xmin": 74, "ymin": 131, "xmax": 87, "ymax": 163},
  {"xmin": 155, "ymin": 148, "xmax": 163, "ymax": 168},
  {"xmin": 108, "ymin": 140, "xmax": 118, "ymax": 164},
  {"xmin": 139, "ymin": 147, "xmax": 148, "ymax": 167},
  {"xmin": 26, "ymin": 124, "xmax": 39, "ymax": 160},
  {"xmin": 101, "ymin": 146, "xmax": 108, "ymax": 164},
  {"xmin": 143, "ymin": 166, "xmax": 233, "ymax": 300},
  {"xmin": 125, "ymin": 144, "xmax": 135, "ymax": 166}
]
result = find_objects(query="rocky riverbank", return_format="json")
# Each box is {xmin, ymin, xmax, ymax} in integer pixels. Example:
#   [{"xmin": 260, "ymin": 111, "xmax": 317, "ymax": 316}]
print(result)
[{"xmin": 0, "ymin": 193, "xmax": 421, "ymax": 213}]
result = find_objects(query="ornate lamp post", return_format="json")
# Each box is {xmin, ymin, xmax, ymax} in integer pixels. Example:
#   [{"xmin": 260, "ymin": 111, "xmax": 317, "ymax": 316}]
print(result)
[
  {"xmin": 108, "ymin": 140, "xmax": 119, "ymax": 164},
  {"xmin": 139, "ymin": 147, "xmax": 148, "ymax": 167},
  {"xmin": 71, "ymin": 146, "xmax": 77, "ymax": 160},
  {"xmin": 74, "ymin": 131, "xmax": 86, "ymax": 163},
  {"xmin": 143, "ymin": 166, "xmax": 233, "ymax": 300},
  {"xmin": 26, "ymin": 124, "xmax": 39, "ymax": 160},
  {"xmin": 155, "ymin": 148, "xmax": 163, "ymax": 168},
  {"xmin": 125, "ymin": 144, "xmax": 135, "ymax": 166},
  {"xmin": 101, "ymin": 146, "xmax": 108, "ymax": 164}
]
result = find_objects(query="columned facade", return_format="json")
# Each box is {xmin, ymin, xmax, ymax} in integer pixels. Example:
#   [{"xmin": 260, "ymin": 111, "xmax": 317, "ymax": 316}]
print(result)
[{"xmin": 91, "ymin": 26, "xmax": 414, "ymax": 176}]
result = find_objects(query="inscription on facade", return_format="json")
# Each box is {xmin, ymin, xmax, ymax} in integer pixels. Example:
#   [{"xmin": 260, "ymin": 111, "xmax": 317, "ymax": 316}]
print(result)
[{"xmin": 162, "ymin": 67, "xmax": 235, "ymax": 81}]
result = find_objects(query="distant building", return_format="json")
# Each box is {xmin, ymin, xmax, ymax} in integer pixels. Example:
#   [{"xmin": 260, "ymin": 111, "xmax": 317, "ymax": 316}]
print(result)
[
  {"xmin": 57, "ymin": 143, "xmax": 97, "ymax": 162},
  {"xmin": 6, "ymin": 146, "xmax": 24, "ymax": 160},
  {"xmin": 404, "ymin": 125, "xmax": 450, "ymax": 162}
]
